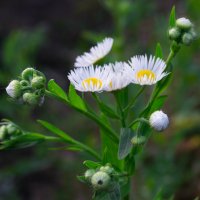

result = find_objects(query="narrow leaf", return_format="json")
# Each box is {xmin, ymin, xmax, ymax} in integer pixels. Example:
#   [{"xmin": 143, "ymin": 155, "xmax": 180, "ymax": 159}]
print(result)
[
  {"xmin": 150, "ymin": 95, "xmax": 168, "ymax": 113},
  {"xmin": 48, "ymin": 79, "xmax": 68, "ymax": 100},
  {"xmin": 169, "ymin": 6, "xmax": 176, "ymax": 27},
  {"xmin": 38, "ymin": 120, "xmax": 74, "ymax": 144},
  {"xmin": 118, "ymin": 128, "xmax": 134, "ymax": 159},
  {"xmin": 99, "ymin": 103, "xmax": 120, "ymax": 119},
  {"xmin": 68, "ymin": 84, "xmax": 87, "ymax": 111},
  {"xmin": 155, "ymin": 43, "xmax": 163, "ymax": 59}
]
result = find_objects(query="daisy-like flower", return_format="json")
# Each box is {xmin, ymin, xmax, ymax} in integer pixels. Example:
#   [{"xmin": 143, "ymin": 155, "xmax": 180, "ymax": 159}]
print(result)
[
  {"xmin": 68, "ymin": 65, "xmax": 112, "ymax": 92},
  {"xmin": 128, "ymin": 55, "xmax": 168, "ymax": 85},
  {"xmin": 74, "ymin": 38, "xmax": 114, "ymax": 67},
  {"xmin": 104, "ymin": 62, "xmax": 131, "ymax": 91}
]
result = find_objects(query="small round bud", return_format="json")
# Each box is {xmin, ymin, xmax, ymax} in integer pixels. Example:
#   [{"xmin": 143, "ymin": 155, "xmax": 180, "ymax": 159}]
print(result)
[
  {"xmin": 91, "ymin": 171, "xmax": 111, "ymax": 190},
  {"xmin": 23, "ymin": 92, "xmax": 39, "ymax": 105},
  {"xmin": 84, "ymin": 169, "xmax": 95, "ymax": 181},
  {"xmin": 100, "ymin": 166, "xmax": 114, "ymax": 174},
  {"xmin": 31, "ymin": 76, "xmax": 45, "ymax": 89},
  {"xmin": 21, "ymin": 68, "xmax": 35, "ymax": 80},
  {"xmin": 182, "ymin": 33, "xmax": 193, "ymax": 45},
  {"xmin": 20, "ymin": 80, "xmax": 30, "ymax": 88},
  {"xmin": 0, "ymin": 125, "xmax": 7, "ymax": 140},
  {"xmin": 6, "ymin": 80, "xmax": 22, "ymax": 99},
  {"xmin": 149, "ymin": 110, "xmax": 169, "ymax": 132},
  {"xmin": 131, "ymin": 136, "xmax": 146, "ymax": 145},
  {"xmin": 176, "ymin": 17, "xmax": 192, "ymax": 30},
  {"xmin": 168, "ymin": 27, "xmax": 180, "ymax": 40}
]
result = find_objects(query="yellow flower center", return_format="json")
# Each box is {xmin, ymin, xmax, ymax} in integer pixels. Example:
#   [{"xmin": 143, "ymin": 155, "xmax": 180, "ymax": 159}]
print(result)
[
  {"xmin": 136, "ymin": 69, "xmax": 156, "ymax": 80},
  {"xmin": 82, "ymin": 77, "xmax": 102, "ymax": 89}
]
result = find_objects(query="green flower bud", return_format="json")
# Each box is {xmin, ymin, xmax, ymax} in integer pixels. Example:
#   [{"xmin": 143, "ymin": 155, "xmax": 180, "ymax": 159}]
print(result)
[
  {"xmin": 182, "ymin": 33, "xmax": 193, "ymax": 45},
  {"xmin": 176, "ymin": 17, "xmax": 192, "ymax": 30},
  {"xmin": 168, "ymin": 27, "xmax": 181, "ymax": 40},
  {"xmin": 91, "ymin": 171, "xmax": 111, "ymax": 190},
  {"xmin": 0, "ymin": 125, "xmax": 7, "ymax": 140},
  {"xmin": 20, "ymin": 80, "xmax": 30, "ymax": 88},
  {"xmin": 131, "ymin": 136, "xmax": 146, "ymax": 145},
  {"xmin": 6, "ymin": 80, "xmax": 22, "ymax": 99},
  {"xmin": 100, "ymin": 165, "xmax": 114, "ymax": 174},
  {"xmin": 31, "ymin": 76, "xmax": 46, "ymax": 89},
  {"xmin": 84, "ymin": 169, "xmax": 96, "ymax": 181},
  {"xmin": 21, "ymin": 68, "xmax": 35, "ymax": 80},
  {"xmin": 23, "ymin": 92, "xmax": 39, "ymax": 105}
]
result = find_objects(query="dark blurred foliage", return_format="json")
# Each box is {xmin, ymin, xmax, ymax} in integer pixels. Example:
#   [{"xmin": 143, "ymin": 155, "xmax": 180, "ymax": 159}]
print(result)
[{"xmin": 0, "ymin": 0, "xmax": 200, "ymax": 199}]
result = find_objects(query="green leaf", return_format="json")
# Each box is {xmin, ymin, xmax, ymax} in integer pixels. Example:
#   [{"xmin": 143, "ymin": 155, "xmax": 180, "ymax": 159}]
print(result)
[
  {"xmin": 38, "ymin": 120, "xmax": 74, "ymax": 144},
  {"xmin": 83, "ymin": 160, "xmax": 101, "ymax": 169},
  {"xmin": 99, "ymin": 103, "xmax": 120, "ymax": 119},
  {"xmin": 169, "ymin": 6, "xmax": 176, "ymax": 27},
  {"xmin": 68, "ymin": 84, "xmax": 87, "ymax": 111},
  {"xmin": 118, "ymin": 128, "xmax": 134, "ymax": 160},
  {"xmin": 153, "ymin": 189, "xmax": 163, "ymax": 200},
  {"xmin": 102, "ymin": 147, "xmax": 109, "ymax": 165},
  {"xmin": 150, "ymin": 95, "xmax": 168, "ymax": 113},
  {"xmin": 77, "ymin": 175, "xmax": 87, "ymax": 183},
  {"xmin": 48, "ymin": 79, "xmax": 68, "ymax": 100},
  {"xmin": 155, "ymin": 43, "xmax": 163, "ymax": 59},
  {"xmin": 0, "ymin": 133, "xmax": 45, "ymax": 150}
]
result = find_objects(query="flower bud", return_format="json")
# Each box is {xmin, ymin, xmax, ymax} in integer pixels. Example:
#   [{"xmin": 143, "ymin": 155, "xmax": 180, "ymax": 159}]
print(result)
[
  {"xmin": 6, "ymin": 80, "xmax": 22, "ymax": 99},
  {"xmin": 23, "ymin": 92, "xmax": 39, "ymax": 105},
  {"xmin": 176, "ymin": 17, "xmax": 192, "ymax": 30},
  {"xmin": 168, "ymin": 27, "xmax": 181, "ymax": 40},
  {"xmin": 84, "ymin": 169, "xmax": 96, "ymax": 181},
  {"xmin": 0, "ymin": 125, "xmax": 7, "ymax": 140},
  {"xmin": 91, "ymin": 171, "xmax": 111, "ymax": 190},
  {"xmin": 21, "ymin": 68, "xmax": 35, "ymax": 80},
  {"xmin": 100, "ymin": 165, "xmax": 114, "ymax": 174},
  {"xmin": 182, "ymin": 33, "xmax": 194, "ymax": 45},
  {"xmin": 149, "ymin": 110, "xmax": 169, "ymax": 132},
  {"xmin": 20, "ymin": 80, "xmax": 30, "ymax": 88},
  {"xmin": 131, "ymin": 135, "xmax": 146, "ymax": 145},
  {"xmin": 31, "ymin": 76, "xmax": 46, "ymax": 89}
]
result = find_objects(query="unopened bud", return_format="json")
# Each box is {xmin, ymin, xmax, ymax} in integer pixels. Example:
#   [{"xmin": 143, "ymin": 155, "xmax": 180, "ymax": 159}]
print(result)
[
  {"xmin": 168, "ymin": 27, "xmax": 180, "ymax": 40},
  {"xmin": 84, "ymin": 169, "xmax": 95, "ymax": 181},
  {"xmin": 6, "ymin": 80, "xmax": 22, "ymax": 99},
  {"xmin": 31, "ymin": 76, "xmax": 46, "ymax": 89},
  {"xmin": 23, "ymin": 92, "xmax": 39, "ymax": 105},
  {"xmin": 131, "ymin": 136, "xmax": 146, "ymax": 145},
  {"xmin": 149, "ymin": 110, "xmax": 169, "ymax": 132},
  {"xmin": 176, "ymin": 17, "xmax": 192, "ymax": 30},
  {"xmin": 21, "ymin": 68, "xmax": 35, "ymax": 80},
  {"xmin": 91, "ymin": 171, "xmax": 111, "ymax": 190},
  {"xmin": 0, "ymin": 125, "xmax": 7, "ymax": 140},
  {"xmin": 100, "ymin": 165, "xmax": 114, "ymax": 174},
  {"xmin": 182, "ymin": 33, "xmax": 193, "ymax": 45}
]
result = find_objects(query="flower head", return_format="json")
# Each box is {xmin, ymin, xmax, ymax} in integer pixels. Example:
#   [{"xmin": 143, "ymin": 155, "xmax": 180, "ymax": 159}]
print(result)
[
  {"xmin": 68, "ymin": 65, "xmax": 112, "ymax": 92},
  {"xmin": 74, "ymin": 38, "xmax": 113, "ymax": 67},
  {"xmin": 149, "ymin": 110, "xmax": 169, "ymax": 132},
  {"xmin": 128, "ymin": 55, "xmax": 168, "ymax": 85},
  {"xmin": 104, "ymin": 62, "xmax": 131, "ymax": 91},
  {"xmin": 6, "ymin": 80, "xmax": 22, "ymax": 99},
  {"xmin": 91, "ymin": 171, "xmax": 111, "ymax": 190},
  {"xmin": 176, "ymin": 17, "xmax": 193, "ymax": 30}
]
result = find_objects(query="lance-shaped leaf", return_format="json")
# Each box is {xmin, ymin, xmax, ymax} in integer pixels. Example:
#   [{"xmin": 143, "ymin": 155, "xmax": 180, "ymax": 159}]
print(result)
[
  {"xmin": 83, "ymin": 160, "xmax": 101, "ymax": 169},
  {"xmin": 48, "ymin": 79, "xmax": 68, "ymax": 101},
  {"xmin": 68, "ymin": 84, "xmax": 87, "ymax": 111},
  {"xmin": 169, "ymin": 6, "xmax": 176, "ymax": 28},
  {"xmin": 118, "ymin": 128, "xmax": 134, "ymax": 160},
  {"xmin": 155, "ymin": 43, "xmax": 163, "ymax": 59},
  {"xmin": 150, "ymin": 95, "xmax": 168, "ymax": 113}
]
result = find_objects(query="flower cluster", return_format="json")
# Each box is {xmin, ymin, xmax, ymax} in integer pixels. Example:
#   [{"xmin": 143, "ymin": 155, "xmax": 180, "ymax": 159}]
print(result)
[
  {"xmin": 68, "ymin": 38, "xmax": 168, "ymax": 92},
  {"xmin": 6, "ymin": 68, "xmax": 46, "ymax": 106},
  {"xmin": 168, "ymin": 17, "xmax": 197, "ymax": 45}
]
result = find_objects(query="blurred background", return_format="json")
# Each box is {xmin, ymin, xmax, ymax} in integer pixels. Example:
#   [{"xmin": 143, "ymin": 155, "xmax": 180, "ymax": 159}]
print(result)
[{"xmin": 0, "ymin": 0, "xmax": 200, "ymax": 199}]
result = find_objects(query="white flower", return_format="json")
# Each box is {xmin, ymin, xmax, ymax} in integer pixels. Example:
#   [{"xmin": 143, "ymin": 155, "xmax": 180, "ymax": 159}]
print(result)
[
  {"xmin": 128, "ymin": 55, "xmax": 168, "ymax": 85},
  {"xmin": 149, "ymin": 110, "xmax": 169, "ymax": 132},
  {"xmin": 6, "ymin": 80, "xmax": 22, "ymax": 98},
  {"xmin": 68, "ymin": 65, "xmax": 112, "ymax": 92},
  {"xmin": 104, "ymin": 62, "xmax": 131, "ymax": 91},
  {"xmin": 176, "ymin": 17, "xmax": 192, "ymax": 30},
  {"xmin": 74, "ymin": 38, "xmax": 114, "ymax": 67}
]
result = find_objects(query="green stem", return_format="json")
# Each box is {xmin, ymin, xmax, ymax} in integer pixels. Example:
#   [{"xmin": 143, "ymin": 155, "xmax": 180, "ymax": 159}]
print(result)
[
  {"xmin": 128, "ymin": 118, "xmax": 149, "ymax": 128},
  {"xmin": 114, "ymin": 92, "xmax": 126, "ymax": 127},
  {"xmin": 45, "ymin": 90, "xmax": 119, "ymax": 143},
  {"xmin": 124, "ymin": 86, "xmax": 146, "ymax": 113}
]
